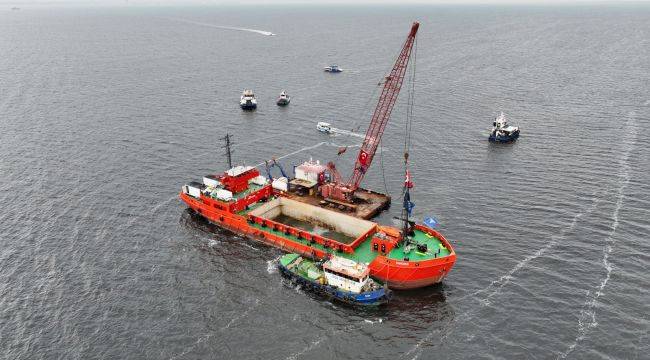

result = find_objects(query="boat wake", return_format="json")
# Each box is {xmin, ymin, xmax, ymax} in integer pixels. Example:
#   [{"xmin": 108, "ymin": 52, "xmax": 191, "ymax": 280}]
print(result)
[
  {"xmin": 168, "ymin": 298, "xmax": 261, "ymax": 360},
  {"xmin": 284, "ymin": 318, "xmax": 383, "ymax": 360},
  {"xmin": 267, "ymin": 256, "xmax": 281, "ymax": 274},
  {"xmin": 557, "ymin": 111, "xmax": 637, "ymax": 359},
  {"xmin": 254, "ymin": 142, "xmax": 327, "ymax": 167},
  {"xmin": 161, "ymin": 17, "xmax": 275, "ymax": 36},
  {"xmin": 402, "ymin": 192, "xmax": 604, "ymax": 360},
  {"xmin": 253, "ymin": 141, "xmax": 360, "ymax": 168},
  {"xmin": 329, "ymin": 127, "xmax": 365, "ymax": 139}
]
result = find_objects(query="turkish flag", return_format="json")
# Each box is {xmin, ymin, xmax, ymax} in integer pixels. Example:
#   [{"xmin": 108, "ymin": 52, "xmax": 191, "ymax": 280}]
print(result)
[
  {"xmin": 405, "ymin": 170, "xmax": 414, "ymax": 188},
  {"xmin": 358, "ymin": 150, "xmax": 369, "ymax": 166}
]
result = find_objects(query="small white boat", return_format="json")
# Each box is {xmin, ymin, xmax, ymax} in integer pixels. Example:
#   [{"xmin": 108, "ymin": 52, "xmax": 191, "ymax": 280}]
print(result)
[
  {"xmin": 324, "ymin": 65, "xmax": 342, "ymax": 73},
  {"xmin": 276, "ymin": 90, "xmax": 290, "ymax": 106},
  {"xmin": 316, "ymin": 122, "xmax": 332, "ymax": 133},
  {"xmin": 240, "ymin": 90, "xmax": 257, "ymax": 110},
  {"xmin": 489, "ymin": 112, "xmax": 520, "ymax": 142}
]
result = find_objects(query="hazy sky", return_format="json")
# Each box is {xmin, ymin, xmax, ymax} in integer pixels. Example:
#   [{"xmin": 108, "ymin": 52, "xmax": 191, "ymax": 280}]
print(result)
[{"xmin": 5, "ymin": 0, "xmax": 650, "ymax": 6}]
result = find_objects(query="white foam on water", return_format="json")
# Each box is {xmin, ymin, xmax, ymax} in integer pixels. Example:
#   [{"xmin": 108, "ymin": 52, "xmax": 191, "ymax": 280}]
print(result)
[
  {"xmin": 162, "ymin": 17, "xmax": 275, "ymax": 36},
  {"xmin": 267, "ymin": 256, "xmax": 280, "ymax": 274},
  {"xmin": 252, "ymin": 141, "xmax": 362, "ymax": 169},
  {"xmin": 284, "ymin": 319, "xmax": 382, "ymax": 360},
  {"xmin": 207, "ymin": 239, "xmax": 219, "ymax": 248},
  {"xmin": 254, "ymin": 142, "xmax": 327, "ymax": 167},
  {"xmin": 329, "ymin": 127, "xmax": 365, "ymax": 139},
  {"xmin": 557, "ymin": 111, "xmax": 637, "ymax": 359},
  {"xmin": 239, "ymin": 242, "xmax": 260, "ymax": 252},
  {"xmin": 167, "ymin": 298, "xmax": 261, "ymax": 360},
  {"xmin": 404, "ymin": 192, "xmax": 604, "ymax": 360}
]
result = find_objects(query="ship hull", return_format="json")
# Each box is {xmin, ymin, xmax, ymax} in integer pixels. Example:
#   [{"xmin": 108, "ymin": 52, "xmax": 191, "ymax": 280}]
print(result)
[
  {"xmin": 180, "ymin": 191, "xmax": 455, "ymax": 290},
  {"xmin": 278, "ymin": 265, "xmax": 390, "ymax": 306},
  {"xmin": 368, "ymin": 254, "xmax": 456, "ymax": 289},
  {"xmin": 489, "ymin": 129, "xmax": 520, "ymax": 143}
]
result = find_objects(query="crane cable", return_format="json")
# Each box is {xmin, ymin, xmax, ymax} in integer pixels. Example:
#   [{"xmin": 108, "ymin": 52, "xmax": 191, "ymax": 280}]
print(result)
[
  {"xmin": 397, "ymin": 37, "xmax": 417, "ymax": 198},
  {"xmin": 338, "ymin": 51, "xmax": 397, "ymax": 152},
  {"xmin": 399, "ymin": 36, "xmax": 417, "ymax": 233},
  {"xmin": 404, "ymin": 37, "xmax": 417, "ymax": 169},
  {"xmin": 377, "ymin": 36, "xmax": 418, "ymax": 202}
]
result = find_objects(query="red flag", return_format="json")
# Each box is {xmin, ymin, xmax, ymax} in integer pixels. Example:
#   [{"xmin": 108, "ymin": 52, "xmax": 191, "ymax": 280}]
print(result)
[{"xmin": 405, "ymin": 170, "xmax": 414, "ymax": 188}]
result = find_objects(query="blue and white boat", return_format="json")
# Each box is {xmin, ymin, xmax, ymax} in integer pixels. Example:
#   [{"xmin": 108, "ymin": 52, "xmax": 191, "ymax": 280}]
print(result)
[
  {"xmin": 278, "ymin": 253, "xmax": 391, "ymax": 306},
  {"xmin": 240, "ymin": 89, "xmax": 258, "ymax": 110},
  {"xmin": 489, "ymin": 112, "xmax": 520, "ymax": 143},
  {"xmin": 316, "ymin": 122, "xmax": 332, "ymax": 133},
  {"xmin": 324, "ymin": 65, "xmax": 343, "ymax": 73}
]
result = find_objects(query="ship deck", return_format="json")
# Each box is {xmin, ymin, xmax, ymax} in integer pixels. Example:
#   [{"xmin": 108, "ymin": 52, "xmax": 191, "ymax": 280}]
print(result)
[
  {"xmin": 283, "ymin": 188, "xmax": 391, "ymax": 220},
  {"xmin": 387, "ymin": 230, "xmax": 451, "ymax": 261},
  {"xmin": 249, "ymin": 218, "xmax": 449, "ymax": 265}
]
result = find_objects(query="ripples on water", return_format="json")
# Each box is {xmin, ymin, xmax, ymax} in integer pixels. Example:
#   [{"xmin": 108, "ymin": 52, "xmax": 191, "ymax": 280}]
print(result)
[{"xmin": 0, "ymin": 5, "xmax": 648, "ymax": 360}]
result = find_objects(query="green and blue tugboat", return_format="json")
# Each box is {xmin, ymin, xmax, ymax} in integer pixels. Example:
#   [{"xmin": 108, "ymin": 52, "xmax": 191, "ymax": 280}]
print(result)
[{"xmin": 278, "ymin": 253, "xmax": 391, "ymax": 306}]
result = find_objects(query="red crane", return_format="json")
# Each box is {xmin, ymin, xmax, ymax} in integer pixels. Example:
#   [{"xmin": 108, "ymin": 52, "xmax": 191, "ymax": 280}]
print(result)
[{"xmin": 321, "ymin": 21, "xmax": 419, "ymax": 202}]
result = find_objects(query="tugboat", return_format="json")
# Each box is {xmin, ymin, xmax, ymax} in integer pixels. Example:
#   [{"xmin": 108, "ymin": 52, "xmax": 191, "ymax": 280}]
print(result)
[
  {"xmin": 324, "ymin": 65, "xmax": 343, "ymax": 73},
  {"xmin": 276, "ymin": 90, "xmax": 291, "ymax": 106},
  {"xmin": 489, "ymin": 112, "xmax": 520, "ymax": 142},
  {"xmin": 316, "ymin": 122, "xmax": 332, "ymax": 133},
  {"xmin": 278, "ymin": 253, "xmax": 391, "ymax": 306},
  {"xmin": 240, "ymin": 90, "xmax": 257, "ymax": 110}
]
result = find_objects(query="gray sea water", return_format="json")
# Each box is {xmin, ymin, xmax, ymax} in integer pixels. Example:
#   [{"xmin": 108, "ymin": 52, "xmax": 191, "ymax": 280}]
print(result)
[{"xmin": 1, "ymin": 4, "xmax": 649, "ymax": 359}]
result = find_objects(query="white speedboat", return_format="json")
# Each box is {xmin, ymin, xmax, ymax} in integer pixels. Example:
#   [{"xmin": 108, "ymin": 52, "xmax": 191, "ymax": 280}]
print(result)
[
  {"xmin": 324, "ymin": 65, "xmax": 342, "ymax": 73},
  {"xmin": 316, "ymin": 122, "xmax": 332, "ymax": 133},
  {"xmin": 489, "ymin": 112, "xmax": 520, "ymax": 142},
  {"xmin": 240, "ymin": 90, "xmax": 257, "ymax": 110},
  {"xmin": 276, "ymin": 90, "xmax": 290, "ymax": 106}
]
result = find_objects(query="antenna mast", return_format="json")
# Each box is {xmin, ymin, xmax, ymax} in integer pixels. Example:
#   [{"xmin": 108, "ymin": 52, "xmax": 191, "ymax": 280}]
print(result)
[{"xmin": 222, "ymin": 134, "xmax": 233, "ymax": 169}]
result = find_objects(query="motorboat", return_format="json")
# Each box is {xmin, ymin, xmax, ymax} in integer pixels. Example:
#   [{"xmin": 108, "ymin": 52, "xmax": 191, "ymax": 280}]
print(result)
[
  {"xmin": 276, "ymin": 90, "xmax": 290, "ymax": 106},
  {"xmin": 489, "ymin": 112, "xmax": 520, "ymax": 142},
  {"xmin": 240, "ymin": 89, "xmax": 257, "ymax": 110},
  {"xmin": 324, "ymin": 65, "xmax": 342, "ymax": 73},
  {"xmin": 316, "ymin": 122, "xmax": 332, "ymax": 133}
]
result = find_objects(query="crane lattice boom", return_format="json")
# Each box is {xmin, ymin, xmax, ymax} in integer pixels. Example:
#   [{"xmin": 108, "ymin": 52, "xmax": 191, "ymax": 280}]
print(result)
[{"xmin": 322, "ymin": 22, "xmax": 419, "ymax": 202}]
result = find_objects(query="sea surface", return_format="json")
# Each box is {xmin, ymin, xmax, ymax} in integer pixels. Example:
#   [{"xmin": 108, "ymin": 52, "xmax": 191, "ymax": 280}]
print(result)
[{"xmin": 1, "ymin": 4, "xmax": 649, "ymax": 359}]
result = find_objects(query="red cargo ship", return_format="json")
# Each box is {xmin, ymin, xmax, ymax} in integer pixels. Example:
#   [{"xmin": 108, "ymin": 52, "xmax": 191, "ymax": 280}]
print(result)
[
  {"xmin": 180, "ymin": 22, "xmax": 457, "ymax": 289},
  {"xmin": 180, "ymin": 164, "xmax": 456, "ymax": 289}
]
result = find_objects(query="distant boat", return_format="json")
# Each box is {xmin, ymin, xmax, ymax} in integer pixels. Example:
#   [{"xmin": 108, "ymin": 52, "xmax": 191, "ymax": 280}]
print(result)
[
  {"xmin": 324, "ymin": 65, "xmax": 342, "ymax": 73},
  {"xmin": 240, "ymin": 89, "xmax": 257, "ymax": 110},
  {"xmin": 489, "ymin": 112, "xmax": 520, "ymax": 143},
  {"xmin": 316, "ymin": 122, "xmax": 332, "ymax": 133},
  {"xmin": 11, "ymin": 7, "xmax": 20, "ymax": 10},
  {"xmin": 278, "ymin": 253, "xmax": 391, "ymax": 306},
  {"xmin": 276, "ymin": 90, "xmax": 290, "ymax": 106}
]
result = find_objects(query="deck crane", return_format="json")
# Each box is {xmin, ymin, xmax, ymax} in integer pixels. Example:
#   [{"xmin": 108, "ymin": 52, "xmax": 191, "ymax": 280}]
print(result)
[
  {"xmin": 321, "ymin": 21, "xmax": 419, "ymax": 202},
  {"xmin": 264, "ymin": 158, "xmax": 288, "ymax": 182}
]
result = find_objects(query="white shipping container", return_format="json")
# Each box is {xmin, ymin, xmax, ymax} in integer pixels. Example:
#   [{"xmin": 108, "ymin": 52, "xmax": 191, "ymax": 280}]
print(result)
[
  {"xmin": 250, "ymin": 175, "xmax": 268, "ymax": 186},
  {"xmin": 216, "ymin": 189, "xmax": 233, "ymax": 201},
  {"xmin": 272, "ymin": 177, "xmax": 288, "ymax": 192},
  {"xmin": 185, "ymin": 184, "xmax": 202, "ymax": 198},
  {"xmin": 203, "ymin": 176, "xmax": 221, "ymax": 188},
  {"xmin": 226, "ymin": 165, "xmax": 254, "ymax": 177}
]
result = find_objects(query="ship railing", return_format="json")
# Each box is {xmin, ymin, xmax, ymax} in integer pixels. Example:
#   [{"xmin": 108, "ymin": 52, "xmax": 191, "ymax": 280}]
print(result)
[
  {"xmin": 247, "ymin": 214, "xmax": 357, "ymax": 254},
  {"xmin": 346, "ymin": 225, "xmax": 378, "ymax": 252}
]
